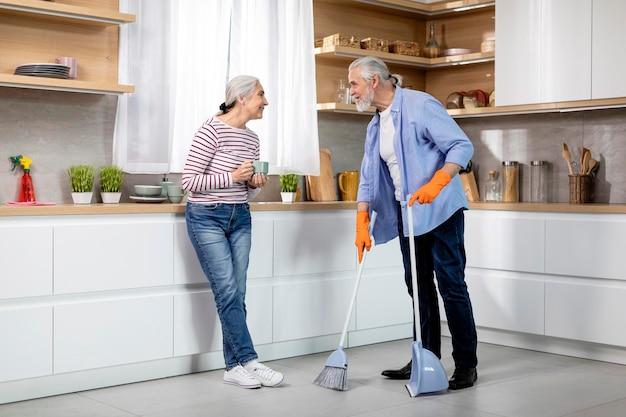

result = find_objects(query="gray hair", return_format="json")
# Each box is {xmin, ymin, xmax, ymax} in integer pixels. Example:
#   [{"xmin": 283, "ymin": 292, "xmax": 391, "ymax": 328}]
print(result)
[
  {"xmin": 349, "ymin": 56, "xmax": 403, "ymax": 87},
  {"xmin": 219, "ymin": 75, "xmax": 260, "ymax": 114}
]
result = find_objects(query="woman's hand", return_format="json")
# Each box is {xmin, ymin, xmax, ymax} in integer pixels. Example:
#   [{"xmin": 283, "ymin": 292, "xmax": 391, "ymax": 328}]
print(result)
[
  {"xmin": 233, "ymin": 161, "xmax": 254, "ymax": 183},
  {"xmin": 249, "ymin": 172, "xmax": 267, "ymax": 189}
]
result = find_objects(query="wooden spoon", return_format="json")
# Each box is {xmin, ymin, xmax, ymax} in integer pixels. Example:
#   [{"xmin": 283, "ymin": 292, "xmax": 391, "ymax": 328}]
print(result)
[
  {"xmin": 586, "ymin": 157, "xmax": 597, "ymax": 175},
  {"xmin": 580, "ymin": 147, "xmax": 591, "ymax": 174},
  {"xmin": 562, "ymin": 143, "xmax": 574, "ymax": 175},
  {"xmin": 580, "ymin": 151, "xmax": 590, "ymax": 175}
]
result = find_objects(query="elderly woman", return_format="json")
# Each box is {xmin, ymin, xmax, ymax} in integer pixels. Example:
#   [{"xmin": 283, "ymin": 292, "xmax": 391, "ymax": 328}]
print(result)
[{"xmin": 182, "ymin": 75, "xmax": 283, "ymax": 389}]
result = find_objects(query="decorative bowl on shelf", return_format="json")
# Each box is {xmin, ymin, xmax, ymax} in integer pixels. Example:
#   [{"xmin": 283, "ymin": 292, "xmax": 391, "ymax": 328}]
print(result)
[
  {"xmin": 443, "ymin": 48, "xmax": 473, "ymax": 56},
  {"xmin": 134, "ymin": 185, "xmax": 163, "ymax": 197}
]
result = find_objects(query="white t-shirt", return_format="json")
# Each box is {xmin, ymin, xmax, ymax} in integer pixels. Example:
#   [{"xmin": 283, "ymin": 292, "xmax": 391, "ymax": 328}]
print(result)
[{"xmin": 378, "ymin": 106, "xmax": 403, "ymax": 201}]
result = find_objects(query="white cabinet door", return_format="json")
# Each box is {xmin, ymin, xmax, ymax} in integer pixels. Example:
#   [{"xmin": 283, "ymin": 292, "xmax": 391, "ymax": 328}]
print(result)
[
  {"xmin": 0, "ymin": 307, "xmax": 52, "ymax": 382},
  {"xmin": 465, "ymin": 211, "xmax": 545, "ymax": 273},
  {"xmin": 545, "ymin": 217, "xmax": 626, "ymax": 280},
  {"xmin": 466, "ymin": 270, "xmax": 545, "ymax": 335},
  {"xmin": 540, "ymin": 0, "xmax": 591, "ymax": 103},
  {"xmin": 54, "ymin": 219, "xmax": 173, "ymax": 294},
  {"xmin": 546, "ymin": 282, "xmax": 626, "ymax": 346},
  {"xmin": 495, "ymin": 0, "xmax": 542, "ymax": 106},
  {"xmin": 273, "ymin": 212, "xmax": 354, "ymax": 277},
  {"xmin": 0, "ymin": 225, "xmax": 52, "ymax": 298},
  {"xmin": 54, "ymin": 295, "xmax": 173, "ymax": 373},
  {"xmin": 496, "ymin": 0, "xmax": 592, "ymax": 105},
  {"xmin": 592, "ymin": 0, "xmax": 626, "ymax": 99}
]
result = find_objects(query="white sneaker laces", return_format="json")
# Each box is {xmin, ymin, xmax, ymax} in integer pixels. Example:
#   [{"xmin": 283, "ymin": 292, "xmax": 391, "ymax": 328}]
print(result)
[{"xmin": 251, "ymin": 362, "xmax": 275, "ymax": 380}]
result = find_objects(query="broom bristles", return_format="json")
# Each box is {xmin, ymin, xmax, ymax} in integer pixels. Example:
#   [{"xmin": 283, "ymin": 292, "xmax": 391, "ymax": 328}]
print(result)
[{"xmin": 314, "ymin": 366, "xmax": 348, "ymax": 391}]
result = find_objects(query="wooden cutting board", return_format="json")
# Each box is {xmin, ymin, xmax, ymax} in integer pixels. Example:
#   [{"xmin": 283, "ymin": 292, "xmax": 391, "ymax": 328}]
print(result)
[{"xmin": 306, "ymin": 148, "xmax": 337, "ymax": 201}]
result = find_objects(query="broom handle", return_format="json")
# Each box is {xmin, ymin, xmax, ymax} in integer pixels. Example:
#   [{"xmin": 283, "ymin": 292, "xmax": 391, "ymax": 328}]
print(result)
[
  {"xmin": 406, "ymin": 198, "xmax": 422, "ymax": 343},
  {"xmin": 338, "ymin": 211, "xmax": 377, "ymax": 348}
]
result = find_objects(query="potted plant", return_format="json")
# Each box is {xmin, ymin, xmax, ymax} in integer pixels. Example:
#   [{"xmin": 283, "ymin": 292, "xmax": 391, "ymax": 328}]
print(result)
[
  {"xmin": 99, "ymin": 165, "xmax": 124, "ymax": 204},
  {"xmin": 279, "ymin": 174, "xmax": 299, "ymax": 203},
  {"xmin": 68, "ymin": 164, "xmax": 95, "ymax": 204}
]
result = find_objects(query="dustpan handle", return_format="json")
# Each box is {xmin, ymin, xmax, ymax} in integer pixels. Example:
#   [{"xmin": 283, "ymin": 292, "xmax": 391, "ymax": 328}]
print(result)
[
  {"xmin": 405, "ymin": 198, "xmax": 422, "ymax": 342},
  {"xmin": 338, "ymin": 211, "xmax": 377, "ymax": 348}
]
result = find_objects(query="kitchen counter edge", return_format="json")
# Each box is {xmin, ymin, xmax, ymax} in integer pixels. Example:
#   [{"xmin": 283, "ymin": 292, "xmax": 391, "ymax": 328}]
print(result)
[
  {"xmin": 3, "ymin": 201, "xmax": 626, "ymax": 216},
  {"xmin": 0, "ymin": 201, "xmax": 356, "ymax": 216}
]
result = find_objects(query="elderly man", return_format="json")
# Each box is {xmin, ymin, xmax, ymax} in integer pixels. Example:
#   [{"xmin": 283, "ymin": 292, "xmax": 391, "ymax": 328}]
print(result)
[{"xmin": 349, "ymin": 56, "xmax": 478, "ymax": 390}]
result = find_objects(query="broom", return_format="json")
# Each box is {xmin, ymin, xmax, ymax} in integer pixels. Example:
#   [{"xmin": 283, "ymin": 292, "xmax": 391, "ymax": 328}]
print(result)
[{"xmin": 314, "ymin": 212, "xmax": 376, "ymax": 391}]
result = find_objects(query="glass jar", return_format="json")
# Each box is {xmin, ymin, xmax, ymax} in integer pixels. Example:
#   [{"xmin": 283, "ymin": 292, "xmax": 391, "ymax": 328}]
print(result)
[
  {"xmin": 530, "ymin": 160, "xmax": 548, "ymax": 203},
  {"xmin": 336, "ymin": 79, "xmax": 347, "ymax": 103},
  {"xmin": 484, "ymin": 170, "xmax": 501, "ymax": 202},
  {"xmin": 502, "ymin": 161, "xmax": 519, "ymax": 202}
]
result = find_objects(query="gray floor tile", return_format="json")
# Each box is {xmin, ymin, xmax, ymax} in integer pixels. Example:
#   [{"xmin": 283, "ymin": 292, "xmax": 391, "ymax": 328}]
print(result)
[{"xmin": 1, "ymin": 339, "xmax": 625, "ymax": 417}]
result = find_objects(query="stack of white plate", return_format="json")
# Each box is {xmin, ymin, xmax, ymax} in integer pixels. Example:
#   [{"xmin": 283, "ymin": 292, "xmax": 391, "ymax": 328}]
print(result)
[{"xmin": 14, "ymin": 63, "xmax": 70, "ymax": 79}]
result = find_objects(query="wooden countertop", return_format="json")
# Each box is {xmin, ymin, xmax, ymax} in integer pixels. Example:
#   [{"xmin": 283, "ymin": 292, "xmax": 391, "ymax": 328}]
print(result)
[
  {"xmin": 2, "ymin": 201, "xmax": 626, "ymax": 217},
  {"xmin": 0, "ymin": 201, "xmax": 357, "ymax": 216}
]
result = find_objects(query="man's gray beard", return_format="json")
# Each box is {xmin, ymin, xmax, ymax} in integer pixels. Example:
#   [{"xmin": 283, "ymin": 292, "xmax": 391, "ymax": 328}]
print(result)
[{"xmin": 355, "ymin": 87, "xmax": 374, "ymax": 112}]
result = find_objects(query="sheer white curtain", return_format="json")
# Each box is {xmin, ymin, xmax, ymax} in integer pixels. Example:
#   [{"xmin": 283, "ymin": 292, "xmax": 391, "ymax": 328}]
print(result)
[
  {"xmin": 230, "ymin": 0, "xmax": 320, "ymax": 175},
  {"xmin": 114, "ymin": 0, "xmax": 319, "ymax": 176},
  {"xmin": 115, "ymin": 0, "xmax": 175, "ymax": 173},
  {"xmin": 168, "ymin": 1, "xmax": 233, "ymax": 172}
]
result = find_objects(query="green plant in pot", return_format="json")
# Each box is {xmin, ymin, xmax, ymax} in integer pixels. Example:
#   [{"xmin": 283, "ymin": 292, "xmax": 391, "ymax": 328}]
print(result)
[
  {"xmin": 99, "ymin": 165, "xmax": 124, "ymax": 204},
  {"xmin": 68, "ymin": 164, "xmax": 95, "ymax": 204},
  {"xmin": 279, "ymin": 174, "xmax": 299, "ymax": 203}
]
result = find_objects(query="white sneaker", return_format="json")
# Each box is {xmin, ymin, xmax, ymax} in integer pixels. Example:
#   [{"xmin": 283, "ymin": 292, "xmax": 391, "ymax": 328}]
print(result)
[
  {"xmin": 223, "ymin": 365, "xmax": 261, "ymax": 389},
  {"xmin": 244, "ymin": 360, "xmax": 284, "ymax": 387}
]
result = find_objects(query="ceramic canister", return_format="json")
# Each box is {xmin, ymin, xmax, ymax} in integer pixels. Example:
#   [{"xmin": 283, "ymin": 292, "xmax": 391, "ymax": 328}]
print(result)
[{"xmin": 338, "ymin": 170, "xmax": 359, "ymax": 201}]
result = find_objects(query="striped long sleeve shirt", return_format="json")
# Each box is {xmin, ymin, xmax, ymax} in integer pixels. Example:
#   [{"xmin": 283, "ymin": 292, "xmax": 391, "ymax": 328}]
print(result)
[{"xmin": 182, "ymin": 116, "xmax": 261, "ymax": 204}]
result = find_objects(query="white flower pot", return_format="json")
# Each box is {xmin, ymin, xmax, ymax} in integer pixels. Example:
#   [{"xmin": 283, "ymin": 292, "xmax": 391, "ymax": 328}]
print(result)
[
  {"xmin": 280, "ymin": 192, "xmax": 296, "ymax": 203},
  {"xmin": 71, "ymin": 192, "xmax": 93, "ymax": 204},
  {"xmin": 101, "ymin": 192, "xmax": 122, "ymax": 204}
]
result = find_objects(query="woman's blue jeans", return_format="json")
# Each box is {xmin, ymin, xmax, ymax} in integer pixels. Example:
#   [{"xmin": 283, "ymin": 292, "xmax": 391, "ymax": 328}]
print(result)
[
  {"xmin": 398, "ymin": 204, "xmax": 478, "ymax": 368},
  {"xmin": 186, "ymin": 202, "xmax": 258, "ymax": 370}
]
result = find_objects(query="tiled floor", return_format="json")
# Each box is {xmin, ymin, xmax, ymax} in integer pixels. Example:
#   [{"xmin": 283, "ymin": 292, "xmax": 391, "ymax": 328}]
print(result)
[{"xmin": 2, "ymin": 337, "xmax": 626, "ymax": 417}]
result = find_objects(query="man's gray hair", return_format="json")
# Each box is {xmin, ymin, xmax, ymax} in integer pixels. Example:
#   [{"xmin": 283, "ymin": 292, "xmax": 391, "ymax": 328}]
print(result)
[{"xmin": 349, "ymin": 56, "xmax": 403, "ymax": 87}]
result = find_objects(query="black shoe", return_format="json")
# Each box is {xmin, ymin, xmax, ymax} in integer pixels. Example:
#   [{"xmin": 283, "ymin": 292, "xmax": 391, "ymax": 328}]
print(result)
[
  {"xmin": 381, "ymin": 360, "xmax": 412, "ymax": 380},
  {"xmin": 448, "ymin": 367, "xmax": 477, "ymax": 390}
]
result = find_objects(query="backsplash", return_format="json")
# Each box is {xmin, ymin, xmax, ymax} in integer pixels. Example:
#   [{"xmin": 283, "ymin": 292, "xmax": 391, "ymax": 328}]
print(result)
[{"xmin": 2, "ymin": 87, "xmax": 625, "ymax": 204}]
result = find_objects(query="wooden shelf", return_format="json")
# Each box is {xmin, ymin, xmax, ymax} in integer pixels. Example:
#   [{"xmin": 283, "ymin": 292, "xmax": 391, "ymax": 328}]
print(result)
[
  {"xmin": 0, "ymin": 73, "xmax": 134, "ymax": 95},
  {"xmin": 315, "ymin": 45, "xmax": 494, "ymax": 69},
  {"xmin": 343, "ymin": 0, "xmax": 494, "ymax": 17},
  {"xmin": 0, "ymin": 0, "xmax": 135, "ymax": 24},
  {"xmin": 318, "ymin": 96, "xmax": 626, "ymax": 118},
  {"xmin": 0, "ymin": 0, "xmax": 135, "ymax": 95}
]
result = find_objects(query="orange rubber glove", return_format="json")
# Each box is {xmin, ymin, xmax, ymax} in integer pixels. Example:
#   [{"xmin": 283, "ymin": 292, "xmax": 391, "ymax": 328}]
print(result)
[
  {"xmin": 355, "ymin": 211, "xmax": 371, "ymax": 263},
  {"xmin": 409, "ymin": 169, "xmax": 451, "ymax": 206}
]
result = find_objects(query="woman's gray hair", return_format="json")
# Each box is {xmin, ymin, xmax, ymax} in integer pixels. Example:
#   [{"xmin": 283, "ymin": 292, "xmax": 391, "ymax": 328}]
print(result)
[
  {"xmin": 349, "ymin": 56, "xmax": 403, "ymax": 87},
  {"xmin": 219, "ymin": 75, "xmax": 260, "ymax": 114}
]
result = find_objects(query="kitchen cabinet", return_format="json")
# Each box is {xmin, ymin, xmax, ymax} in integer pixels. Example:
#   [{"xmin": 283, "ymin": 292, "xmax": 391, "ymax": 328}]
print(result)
[
  {"xmin": 0, "ymin": 0, "xmax": 135, "ymax": 95},
  {"xmin": 496, "ymin": 0, "xmax": 626, "ymax": 106},
  {"xmin": 464, "ymin": 209, "xmax": 626, "ymax": 365},
  {"xmin": 53, "ymin": 218, "xmax": 173, "ymax": 294},
  {"xmin": 54, "ymin": 296, "xmax": 173, "ymax": 374},
  {"xmin": 0, "ymin": 209, "xmax": 412, "ymax": 404},
  {"xmin": 592, "ymin": 0, "xmax": 626, "ymax": 99},
  {"xmin": 313, "ymin": 0, "xmax": 496, "ymax": 115},
  {"xmin": 496, "ymin": 0, "xmax": 591, "ymax": 106},
  {"xmin": 0, "ymin": 307, "xmax": 52, "ymax": 383},
  {"xmin": 0, "ymin": 224, "xmax": 52, "ymax": 299}
]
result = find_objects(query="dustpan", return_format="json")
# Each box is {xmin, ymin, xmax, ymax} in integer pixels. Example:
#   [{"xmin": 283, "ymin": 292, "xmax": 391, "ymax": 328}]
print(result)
[{"xmin": 404, "ymin": 197, "xmax": 449, "ymax": 397}]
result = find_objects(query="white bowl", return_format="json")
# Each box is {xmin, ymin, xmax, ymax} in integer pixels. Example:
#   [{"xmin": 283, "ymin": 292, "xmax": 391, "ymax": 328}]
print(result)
[{"xmin": 134, "ymin": 185, "xmax": 163, "ymax": 197}]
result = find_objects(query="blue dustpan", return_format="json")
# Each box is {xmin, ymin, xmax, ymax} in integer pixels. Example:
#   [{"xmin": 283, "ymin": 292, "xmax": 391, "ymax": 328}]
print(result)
[{"xmin": 404, "ymin": 198, "xmax": 449, "ymax": 397}]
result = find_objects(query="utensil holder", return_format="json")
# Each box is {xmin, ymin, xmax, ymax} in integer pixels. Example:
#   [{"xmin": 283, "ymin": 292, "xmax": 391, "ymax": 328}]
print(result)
[{"xmin": 569, "ymin": 175, "xmax": 592, "ymax": 204}]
